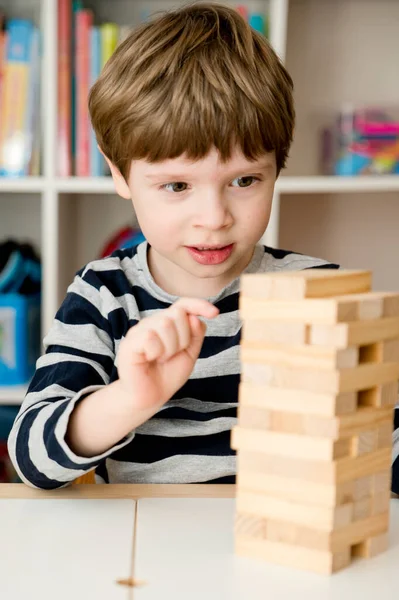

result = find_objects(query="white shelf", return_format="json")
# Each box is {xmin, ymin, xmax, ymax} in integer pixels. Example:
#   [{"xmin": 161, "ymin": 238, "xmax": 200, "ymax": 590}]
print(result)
[
  {"xmin": 277, "ymin": 175, "xmax": 399, "ymax": 194},
  {"xmin": 0, "ymin": 177, "xmax": 45, "ymax": 193},
  {"xmin": 3, "ymin": 175, "xmax": 399, "ymax": 197},
  {"xmin": 56, "ymin": 177, "xmax": 115, "ymax": 194},
  {"xmin": 0, "ymin": 386, "xmax": 27, "ymax": 406}
]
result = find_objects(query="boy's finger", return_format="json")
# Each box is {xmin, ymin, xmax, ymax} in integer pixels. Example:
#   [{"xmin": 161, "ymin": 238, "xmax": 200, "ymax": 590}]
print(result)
[
  {"xmin": 156, "ymin": 317, "xmax": 179, "ymax": 360},
  {"xmin": 185, "ymin": 315, "xmax": 207, "ymax": 362},
  {"xmin": 129, "ymin": 328, "xmax": 165, "ymax": 363},
  {"xmin": 175, "ymin": 297, "xmax": 219, "ymax": 319},
  {"xmin": 142, "ymin": 330, "xmax": 165, "ymax": 362},
  {"xmin": 168, "ymin": 306, "xmax": 191, "ymax": 350}
]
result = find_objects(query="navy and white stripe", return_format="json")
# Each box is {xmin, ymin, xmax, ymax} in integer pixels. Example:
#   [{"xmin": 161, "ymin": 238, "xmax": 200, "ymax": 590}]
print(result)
[{"xmin": 11, "ymin": 241, "xmax": 391, "ymax": 491}]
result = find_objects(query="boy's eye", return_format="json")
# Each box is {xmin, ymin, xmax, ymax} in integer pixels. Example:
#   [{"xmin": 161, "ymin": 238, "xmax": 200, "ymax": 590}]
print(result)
[
  {"xmin": 162, "ymin": 182, "xmax": 188, "ymax": 193},
  {"xmin": 231, "ymin": 176, "xmax": 258, "ymax": 188}
]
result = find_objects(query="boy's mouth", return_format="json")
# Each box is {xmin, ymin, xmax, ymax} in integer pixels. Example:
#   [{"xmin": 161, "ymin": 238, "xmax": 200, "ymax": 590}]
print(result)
[{"xmin": 186, "ymin": 244, "xmax": 234, "ymax": 265}]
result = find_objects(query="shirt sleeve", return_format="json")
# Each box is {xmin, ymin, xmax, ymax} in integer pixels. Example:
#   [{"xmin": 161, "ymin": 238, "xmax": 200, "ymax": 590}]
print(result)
[{"xmin": 7, "ymin": 270, "xmax": 135, "ymax": 489}]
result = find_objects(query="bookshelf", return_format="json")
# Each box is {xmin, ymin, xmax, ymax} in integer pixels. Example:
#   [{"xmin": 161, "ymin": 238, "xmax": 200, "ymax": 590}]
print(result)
[{"xmin": 0, "ymin": 0, "xmax": 399, "ymax": 405}]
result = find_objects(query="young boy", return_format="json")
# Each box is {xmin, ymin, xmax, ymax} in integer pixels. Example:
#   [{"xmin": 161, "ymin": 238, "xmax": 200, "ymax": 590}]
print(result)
[{"xmin": 7, "ymin": 2, "xmax": 343, "ymax": 489}]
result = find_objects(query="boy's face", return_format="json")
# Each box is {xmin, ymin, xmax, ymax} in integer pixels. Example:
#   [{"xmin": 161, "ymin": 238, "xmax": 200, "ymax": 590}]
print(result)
[{"xmin": 109, "ymin": 146, "xmax": 276, "ymax": 298}]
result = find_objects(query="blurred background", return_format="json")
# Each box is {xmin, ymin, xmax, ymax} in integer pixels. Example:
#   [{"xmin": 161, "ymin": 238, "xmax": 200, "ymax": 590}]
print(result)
[{"xmin": 0, "ymin": 0, "xmax": 398, "ymax": 480}]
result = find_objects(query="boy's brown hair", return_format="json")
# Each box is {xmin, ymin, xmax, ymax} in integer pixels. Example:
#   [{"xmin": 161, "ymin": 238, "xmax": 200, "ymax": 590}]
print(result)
[{"xmin": 89, "ymin": 2, "xmax": 294, "ymax": 180}]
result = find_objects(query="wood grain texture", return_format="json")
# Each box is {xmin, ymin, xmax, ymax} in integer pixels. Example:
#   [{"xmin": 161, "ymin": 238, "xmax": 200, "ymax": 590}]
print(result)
[
  {"xmin": 240, "ymin": 269, "xmax": 371, "ymax": 301},
  {"xmin": 352, "ymin": 532, "xmax": 389, "ymax": 558},
  {"xmin": 310, "ymin": 316, "xmax": 399, "ymax": 347},
  {"xmin": 236, "ymin": 448, "xmax": 392, "ymax": 485},
  {"xmin": 241, "ymin": 342, "xmax": 358, "ymax": 370},
  {"xmin": 232, "ymin": 426, "xmax": 351, "ymax": 461},
  {"xmin": 0, "ymin": 484, "xmax": 236, "ymax": 499},
  {"xmin": 242, "ymin": 361, "xmax": 399, "ymax": 394},
  {"xmin": 238, "ymin": 404, "xmax": 393, "ymax": 440},
  {"xmin": 239, "ymin": 382, "xmax": 357, "ymax": 417},
  {"xmin": 235, "ymin": 535, "xmax": 351, "ymax": 574}
]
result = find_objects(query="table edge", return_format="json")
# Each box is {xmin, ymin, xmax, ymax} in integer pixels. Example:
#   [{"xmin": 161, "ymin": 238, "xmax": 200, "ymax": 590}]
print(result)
[{"xmin": 0, "ymin": 483, "xmax": 236, "ymax": 499}]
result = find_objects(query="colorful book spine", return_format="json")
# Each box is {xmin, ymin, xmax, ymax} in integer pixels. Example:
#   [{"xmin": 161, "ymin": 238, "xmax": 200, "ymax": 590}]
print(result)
[
  {"xmin": 71, "ymin": 0, "xmax": 83, "ymax": 170},
  {"xmin": 0, "ymin": 30, "xmax": 7, "ymax": 124},
  {"xmin": 57, "ymin": 0, "xmax": 72, "ymax": 176},
  {"xmin": 100, "ymin": 23, "xmax": 118, "ymax": 176},
  {"xmin": 26, "ymin": 27, "xmax": 40, "ymax": 176},
  {"xmin": 75, "ymin": 9, "xmax": 92, "ymax": 177},
  {"xmin": 89, "ymin": 26, "xmax": 103, "ymax": 176},
  {"xmin": 100, "ymin": 23, "xmax": 119, "ymax": 68},
  {"xmin": 0, "ymin": 19, "xmax": 36, "ymax": 177}
]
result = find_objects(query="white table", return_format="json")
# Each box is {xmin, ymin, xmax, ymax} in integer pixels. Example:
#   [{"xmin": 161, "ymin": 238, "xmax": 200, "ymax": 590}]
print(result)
[
  {"xmin": 0, "ymin": 485, "xmax": 398, "ymax": 600},
  {"xmin": 134, "ymin": 498, "xmax": 399, "ymax": 600},
  {"xmin": 0, "ymin": 498, "xmax": 135, "ymax": 600}
]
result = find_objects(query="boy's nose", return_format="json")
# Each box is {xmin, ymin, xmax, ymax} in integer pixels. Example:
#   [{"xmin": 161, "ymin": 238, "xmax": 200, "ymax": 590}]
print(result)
[{"xmin": 194, "ymin": 195, "xmax": 233, "ymax": 230}]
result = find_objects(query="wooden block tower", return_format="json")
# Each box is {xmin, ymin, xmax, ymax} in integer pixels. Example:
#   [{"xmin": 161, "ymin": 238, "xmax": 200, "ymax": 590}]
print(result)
[{"xmin": 232, "ymin": 269, "xmax": 399, "ymax": 575}]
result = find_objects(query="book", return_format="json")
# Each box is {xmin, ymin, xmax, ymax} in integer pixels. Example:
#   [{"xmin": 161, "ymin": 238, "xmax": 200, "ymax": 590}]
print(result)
[
  {"xmin": 0, "ymin": 19, "xmax": 39, "ymax": 177},
  {"xmin": 57, "ymin": 0, "xmax": 72, "ymax": 176},
  {"xmin": 75, "ymin": 8, "xmax": 92, "ymax": 177},
  {"xmin": 71, "ymin": 0, "xmax": 83, "ymax": 171},
  {"xmin": 101, "ymin": 22, "xmax": 119, "ymax": 68},
  {"xmin": 26, "ymin": 27, "xmax": 40, "ymax": 176},
  {"xmin": 89, "ymin": 26, "xmax": 103, "ymax": 176}
]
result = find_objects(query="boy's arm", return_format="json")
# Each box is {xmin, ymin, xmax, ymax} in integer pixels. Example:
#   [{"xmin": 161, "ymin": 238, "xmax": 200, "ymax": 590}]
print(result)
[
  {"xmin": 7, "ymin": 271, "xmax": 135, "ymax": 489},
  {"xmin": 392, "ymin": 406, "xmax": 399, "ymax": 494},
  {"xmin": 7, "ymin": 269, "xmax": 217, "ymax": 490}
]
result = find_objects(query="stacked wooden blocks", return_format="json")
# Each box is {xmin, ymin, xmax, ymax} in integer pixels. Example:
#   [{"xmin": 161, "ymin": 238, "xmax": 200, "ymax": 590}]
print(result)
[{"xmin": 232, "ymin": 269, "xmax": 399, "ymax": 574}]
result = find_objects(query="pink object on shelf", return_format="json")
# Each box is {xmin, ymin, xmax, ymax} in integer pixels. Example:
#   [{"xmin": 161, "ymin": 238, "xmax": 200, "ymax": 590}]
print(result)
[
  {"xmin": 75, "ymin": 9, "xmax": 93, "ymax": 177},
  {"xmin": 355, "ymin": 114, "xmax": 399, "ymax": 137}
]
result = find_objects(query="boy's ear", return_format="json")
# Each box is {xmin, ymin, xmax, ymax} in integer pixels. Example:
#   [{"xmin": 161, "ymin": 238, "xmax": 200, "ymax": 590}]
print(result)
[{"xmin": 99, "ymin": 148, "xmax": 131, "ymax": 200}]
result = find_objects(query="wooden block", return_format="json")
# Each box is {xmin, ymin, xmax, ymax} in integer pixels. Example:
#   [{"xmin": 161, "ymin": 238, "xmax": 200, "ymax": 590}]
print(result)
[
  {"xmin": 372, "ymin": 492, "xmax": 390, "ymax": 516},
  {"xmin": 381, "ymin": 381, "xmax": 399, "ymax": 406},
  {"xmin": 241, "ymin": 361, "xmax": 399, "ymax": 394},
  {"xmin": 358, "ymin": 382, "xmax": 398, "ymax": 408},
  {"xmin": 338, "ymin": 406, "xmax": 393, "ymax": 437},
  {"xmin": 239, "ymin": 382, "xmax": 357, "ymax": 417},
  {"xmin": 231, "ymin": 426, "xmax": 351, "ymax": 461},
  {"xmin": 350, "ymin": 430, "xmax": 378, "ymax": 456},
  {"xmin": 354, "ymin": 293, "xmax": 384, "ymax": 320},
  {"xmin": 352, "ymin": 532, "xmax": 389, "ymax": 558},
  {"xmin": 235, "ymin": 513, "xmax": 266, "ymax": 539},
  {"xmin": 382, "ymin": 339, "xmax": 399, "ymax": 362},
  {"xmin": 236, "ymin": 490, "xmax": 353, "ymax": 531},
  {"xmin": 331, "ymin": 512, "xmax": 389, "ymax": 552},
  {"xmin": 237, "ymin": 471, "xmax": 355, "ymax": 507},
  {"xmin": 240, "ymin": 297, "xmax": 358, "ymax": 325},
  {"xmin": 241, "ymin": 342, "xmax": 359, "ymax": 370},
  {"xmin": 353, "ymin": 498, "xmax": 372, "ymax": 521},
  {"xmin": 374, "ymin": 470, "xmax": 391, "ymax": 494},
  {"xmin": 242, "ymin": 320, "xmax": 307, "ymax": 345},
  {"xmin": 270, "ymin": 412, "xmax": 338, "ymax": 437},
  {"xmin": 261, "ymin": 512, "xmax": 388, "ymax": 554},
  {"xmin": 237, "ymin": 405, "xmax": 271, "ymax": 430},
  {"xmin": 240, "ymin": 269, "xmax": 371, "ymax": 301},
  {"xmin": 236, "ymin": 448, "xmax": 391, "ymax": 486},
  {"xmin": 265, "ymin": 519, "xmax": 330, "ymax": 550},
  {"xmin": 238, "ymin": 405, "xmax": 392, "ymax": 439},
  {"xmin": 353, "ymin": 476, "xmax": 373, "ymax": 500},
  {"xmin": 336, "ymin": 449, "xmax": 391, "ymax": 484},
  {"xmin": 310, "ymin": 316, "xmax": 399, "ymax": 348},
  {"xmin": 359, "ymin": 340, "xmax": 399, "ymax": 364},
  {"xmin": 382, "ymin": 293, "xmax": 399, "ymax": 317},
  {"xmin": 235, "ymin": 536, "xmax": 351, "ymax": 574},
  {"xmin": 377, "ymin": 420, "xmax": 393, "ymax": 449}
]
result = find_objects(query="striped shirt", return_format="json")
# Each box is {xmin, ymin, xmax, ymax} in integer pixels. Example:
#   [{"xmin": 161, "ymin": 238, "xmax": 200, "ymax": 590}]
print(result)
[{"xmin": 7, "ymin": 242, "xmax": 399, "ymax": 492}]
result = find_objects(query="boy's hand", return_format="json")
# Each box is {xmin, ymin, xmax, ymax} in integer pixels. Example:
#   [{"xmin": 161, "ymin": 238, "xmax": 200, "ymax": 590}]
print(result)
[{"xmin": 117, "ymin": 298, "xmax": 219, "ymax": 410}]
